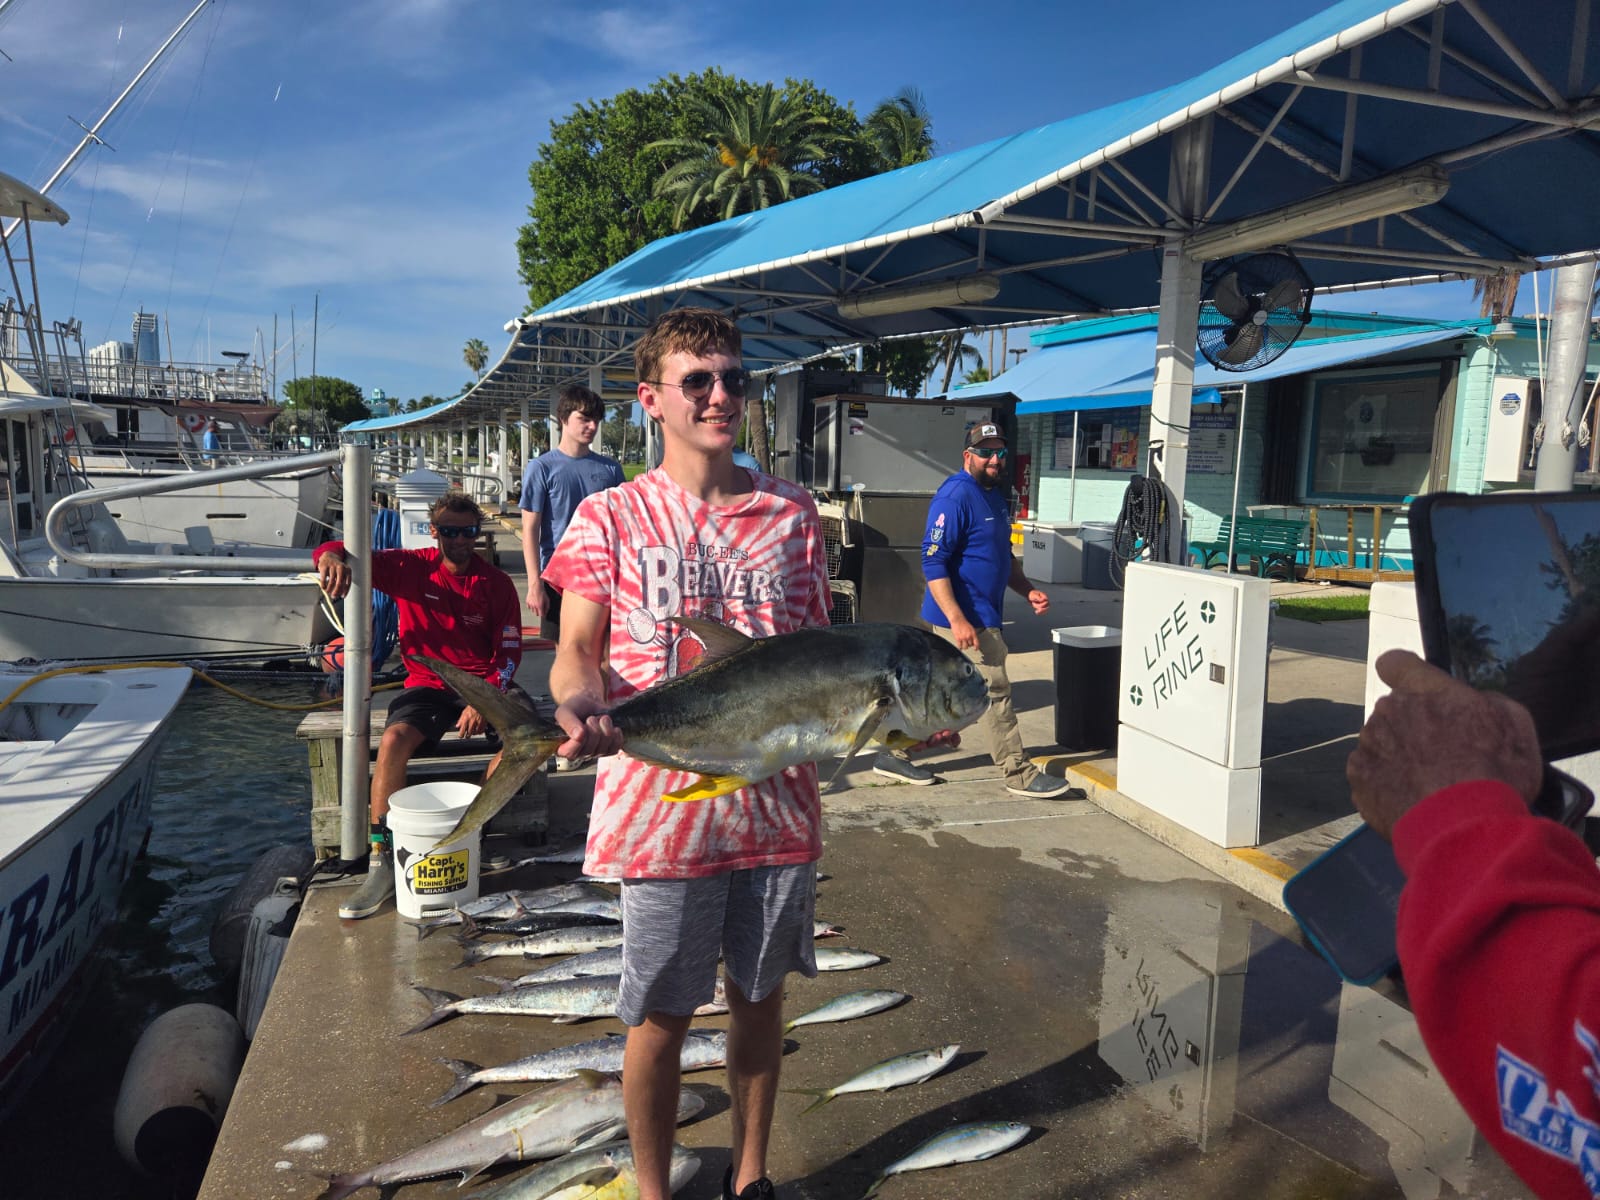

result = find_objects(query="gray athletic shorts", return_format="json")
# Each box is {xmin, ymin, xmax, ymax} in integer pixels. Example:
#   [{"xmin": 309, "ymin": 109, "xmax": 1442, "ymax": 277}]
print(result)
[{"xmin": 617, "ymin": 865, "xmax": 818, "ymax": 1026}]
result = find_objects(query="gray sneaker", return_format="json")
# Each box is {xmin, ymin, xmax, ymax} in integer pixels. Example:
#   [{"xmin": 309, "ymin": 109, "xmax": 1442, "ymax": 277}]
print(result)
[
  {"xmin": 339, "ymin": 848, "xmax": 395, "ymax": 919},
  {"xmin": 1006, "ymin": 774, "xmax": 1086, "ymax": 800},
  {"xmin": 872, "ymin": 753, "xmax": 940, "ymax": 786}
]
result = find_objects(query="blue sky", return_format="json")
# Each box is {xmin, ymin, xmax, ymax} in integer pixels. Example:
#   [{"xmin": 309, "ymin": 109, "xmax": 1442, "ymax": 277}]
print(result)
[{"xmin": 0, "ymin": 0, "xmax": 1488, "ymax": 408}]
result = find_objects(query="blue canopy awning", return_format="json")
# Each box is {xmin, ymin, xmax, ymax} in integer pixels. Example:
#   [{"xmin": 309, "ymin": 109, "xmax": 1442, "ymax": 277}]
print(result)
[
  {"xmin": 954, "ymin": 322, "xmax": 1473, "ymax": 416},
  {"xmin": 382, "ymin": 0, "xmax": 1600, "ymax": 433},
  {"xmin": 343, "ymin": 393, "xmax": 466, "ymax": 433}
]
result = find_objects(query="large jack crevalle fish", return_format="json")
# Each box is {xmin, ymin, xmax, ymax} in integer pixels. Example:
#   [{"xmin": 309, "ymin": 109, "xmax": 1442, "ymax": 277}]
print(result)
[{"xmin": 416, "ymin": 618, "xmax": 989, "ymax": 851}]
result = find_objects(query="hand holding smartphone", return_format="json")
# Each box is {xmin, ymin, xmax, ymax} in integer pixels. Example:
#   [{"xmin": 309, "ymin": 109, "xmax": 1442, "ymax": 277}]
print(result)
[{"xmin": 1286, "ymin": 491, "xmax": 1599, "ymax": 985}]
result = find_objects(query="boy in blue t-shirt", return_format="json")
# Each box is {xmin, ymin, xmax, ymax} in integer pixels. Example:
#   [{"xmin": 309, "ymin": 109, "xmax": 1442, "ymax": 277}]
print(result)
[{"xmin": 518, "ymin": 382, "xmax": 625, "ymax": 638}]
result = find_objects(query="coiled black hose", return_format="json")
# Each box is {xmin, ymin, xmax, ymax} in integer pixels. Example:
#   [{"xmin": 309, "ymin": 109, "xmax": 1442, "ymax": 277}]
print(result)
[{"xmin": 1110, "ymin": 473, "xmax": 1178, "ymax": 588}]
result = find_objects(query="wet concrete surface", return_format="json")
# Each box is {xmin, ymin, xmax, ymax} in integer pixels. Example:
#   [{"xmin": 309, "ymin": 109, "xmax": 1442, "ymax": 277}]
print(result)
[
  {"xmin": 201, "ymin": 765, "xmax": 1528, "ymax": 1200},
  {"xmin": 197, "ymin": 573, "xmax": 1520, "ymax": 1199}
]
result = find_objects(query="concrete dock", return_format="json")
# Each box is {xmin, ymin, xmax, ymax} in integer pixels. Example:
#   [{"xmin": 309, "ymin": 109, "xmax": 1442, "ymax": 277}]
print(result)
[{"xmin": 198, "ymin": 572, "xmax": 1531, "ymax": 1200}]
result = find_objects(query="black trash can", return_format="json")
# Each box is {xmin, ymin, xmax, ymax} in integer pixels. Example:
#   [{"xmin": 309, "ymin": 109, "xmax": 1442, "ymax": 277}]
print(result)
[
  {"xmin": 1052, "ymin": 625, "xmax": 1122, "ymax": 751},
  {"xmin": 1080, "ymin": 522, "xmax": 1118, "ymax": 590}
]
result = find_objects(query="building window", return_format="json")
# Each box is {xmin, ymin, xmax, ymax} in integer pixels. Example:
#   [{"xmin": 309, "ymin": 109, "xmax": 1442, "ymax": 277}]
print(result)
[
  {"xmin": 1053, "ymin": 406, "xmax": 1142, "ymax": 472},
  {"xmin": 1304, "ymin": 368, "xmax": 1440, "ymax": 501}
]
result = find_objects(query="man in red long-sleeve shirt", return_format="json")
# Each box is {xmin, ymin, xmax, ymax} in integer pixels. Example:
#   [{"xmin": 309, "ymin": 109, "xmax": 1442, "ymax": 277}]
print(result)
[
  {"xmin": 1349, "ymin": 649, "xmax": 1600, "ymax": 1200},
  {"xmin": 314, "ymin": 493, "xmax": 523, "ymax": 919}
]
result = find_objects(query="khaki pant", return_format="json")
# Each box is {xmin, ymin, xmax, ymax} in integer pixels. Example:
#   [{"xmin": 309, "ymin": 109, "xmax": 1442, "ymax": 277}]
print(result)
[{"xmin": 931, "ymin": 624, "xmax": 1033, "ymax": 787}]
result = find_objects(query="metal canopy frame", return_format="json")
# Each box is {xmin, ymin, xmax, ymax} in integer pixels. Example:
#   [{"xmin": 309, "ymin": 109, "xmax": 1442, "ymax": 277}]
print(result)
[{"xmin": 354, "ymin": 0, "xmax": 1600, "ymax": 436}]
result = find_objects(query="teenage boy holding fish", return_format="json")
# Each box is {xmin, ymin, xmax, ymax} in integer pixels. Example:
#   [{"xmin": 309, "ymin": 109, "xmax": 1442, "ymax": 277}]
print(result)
[{"xmin": 543, "ymin": 307, "xmax": 831, "ymax": 1200}]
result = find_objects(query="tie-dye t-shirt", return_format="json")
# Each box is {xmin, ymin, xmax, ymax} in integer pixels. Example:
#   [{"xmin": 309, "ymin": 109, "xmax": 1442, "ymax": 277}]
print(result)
[{"xmin": 543, "ymin": 468, "xmax": 832, "ymax": 879}]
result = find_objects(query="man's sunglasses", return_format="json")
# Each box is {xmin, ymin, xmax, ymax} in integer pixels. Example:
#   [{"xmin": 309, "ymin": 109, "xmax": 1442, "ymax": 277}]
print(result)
[
  {"xmin": 968, "ymin": 446, "xmax": 1009, "ymax": 460},
  {"xmin": 434, "ymin": 524, "xmax": 480, "ymax": 539},
  {"xmin": 645, "ymin": 369, "xmax": 754, "ymax": 399}
]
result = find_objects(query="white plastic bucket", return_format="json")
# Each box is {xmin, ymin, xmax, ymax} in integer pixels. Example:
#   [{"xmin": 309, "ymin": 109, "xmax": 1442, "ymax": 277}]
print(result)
[{"xmin": 386, "ymin": 781, "xmax": 481, "ymax": 919}]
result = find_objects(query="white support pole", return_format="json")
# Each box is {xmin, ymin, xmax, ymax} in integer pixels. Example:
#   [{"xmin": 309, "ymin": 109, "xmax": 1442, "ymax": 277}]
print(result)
[
  {"xmin": 519, "ymin": 397, "xmax": 530, "ymax": 470},
  {"xmin": 1150, "ymin": 243, "xmax": 1203, "ymax": 559},
  {"xmin": 339, "ymin": 440, "xmax": 373, "ymax": 863},
  {"xmin": 497, "ymin": 420, "xmax": 509, "ymax": 505},
  {"xmin": 1149, "ymin": 118, "xmax": 1211, "ymax": 562},
  {"xmin": 590, "ymin": 365, "xmax": 606, "ymax": 454},
  {"xmin": 1534, "ymin": 259, "xmax": 1599, "ymax": 492}
]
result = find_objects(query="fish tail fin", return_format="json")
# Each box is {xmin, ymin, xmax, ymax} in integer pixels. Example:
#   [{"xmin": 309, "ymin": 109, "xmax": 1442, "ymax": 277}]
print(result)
[
  {"xmin": 411, "ymin": 654, "xmax": 565, "ymax": 853},
  {"xmin": 315, "ymin": 1174, "xmax": 364, "ymax": 1200},
  {"xmin": 428, "ymin": 1058, "xmax": 482, "ymax": 1107},
  {"xmin": 403, "ymin": 986, "xmax": 460, "ymax": 1036},
  {"xmin": 413, "ymin": 915, "xmax": 455, "ymax": 941},
  {"xmin": 783, "ymin": 1088, "xmax": 834, "ymax": 1115},
  {"xmin": 474, "ymin": 974, "xmax": 519, "ymax": 992}
]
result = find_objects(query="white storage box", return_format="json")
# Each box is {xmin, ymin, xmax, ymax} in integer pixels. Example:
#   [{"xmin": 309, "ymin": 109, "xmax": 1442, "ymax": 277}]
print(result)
[{"xmin": 1022, "ymin": 522, "xmax": 1082, "ymax": 584}]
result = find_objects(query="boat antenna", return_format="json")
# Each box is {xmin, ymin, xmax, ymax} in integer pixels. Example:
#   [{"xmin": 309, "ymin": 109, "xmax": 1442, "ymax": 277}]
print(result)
[{"xmin": 3, "ymin": 0, "xmax": 215, "ymax": 240}]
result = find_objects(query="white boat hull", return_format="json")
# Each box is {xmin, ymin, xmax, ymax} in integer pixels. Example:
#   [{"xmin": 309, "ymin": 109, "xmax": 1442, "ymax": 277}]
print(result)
[
  {"xmin": 83, "ymin": 466, "xmax": 333, "ymax": 549},
  {"xmin": 0, "ymin": 666, "xmax": 191, "ymax": 1108},
  {"xmin": 0, "ymin": 574, "xmax": 335, "ymax": 665}
]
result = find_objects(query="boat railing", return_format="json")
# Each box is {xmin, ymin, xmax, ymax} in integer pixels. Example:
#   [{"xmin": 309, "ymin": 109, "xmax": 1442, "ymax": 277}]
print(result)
[
  {"xmin": 10, "ymin": 349, "xmax": 271, "ymax": 403},
  {"xmin": 45, "ymin": 450, "xmax": 342, "ymax": 572},
  {"xmin": 74, "ymin": 439, "xmax": 331, "ymax": 475}
]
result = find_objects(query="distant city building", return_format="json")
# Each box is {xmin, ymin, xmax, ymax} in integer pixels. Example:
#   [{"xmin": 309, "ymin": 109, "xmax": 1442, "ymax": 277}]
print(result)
[
  {"xmin": 89, "ymin": 339, "xmax": 134, "ymax": 363},
  {"xmin": 132, "ymin": 311, "xmax": 160, "ymax": 365}
]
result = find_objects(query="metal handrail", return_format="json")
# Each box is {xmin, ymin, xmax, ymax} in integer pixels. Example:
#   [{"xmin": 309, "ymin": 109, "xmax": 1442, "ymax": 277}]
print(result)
[{"xmin": 44, "ymin": 449, "xmax": 341, "ymax": 572}]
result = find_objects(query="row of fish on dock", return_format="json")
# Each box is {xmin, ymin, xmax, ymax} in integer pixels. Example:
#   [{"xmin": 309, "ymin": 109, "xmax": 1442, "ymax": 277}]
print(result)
[{"xmin": 316, "ymin": 862, "xmax": 1031, "ymax": 1199}]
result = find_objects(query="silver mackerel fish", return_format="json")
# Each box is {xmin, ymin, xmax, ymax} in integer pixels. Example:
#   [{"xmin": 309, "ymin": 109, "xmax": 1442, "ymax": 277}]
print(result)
[
  {"xmin": 863, "ymin": 1120, "xmax": 1031, "ymax": 1198},
  {"xmin": 433, "ymin": 1029, "xmax": 728, "ymax": 1106},
  {"xmin": 406, "ymin": 976, "xmax": 729, "ymax": 1032},
  {"xmin": 415, "ymin": 617, "xmax": 989, "ymax": 849},
  {"xmin": 317, "ymin": 1071, "xmax": 703, "ymax": 1200}
]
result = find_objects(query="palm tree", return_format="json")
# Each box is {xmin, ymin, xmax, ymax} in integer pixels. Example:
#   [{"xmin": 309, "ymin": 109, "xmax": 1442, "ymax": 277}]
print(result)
[
  {"xmin": 1472, "ymin": 272, "xmax": 1522, "ymax": 320},
  {"xmin": 934, "ymin": 333, "xmax": 982, "ymax": 394},
  {"xmin": 463, "ymin": 337, "xmax": 490, "ymax": 380},
  {"xmin": 649, "ymin": 83, "xmax": 838, "ymax": 229},
  {"xmin": 960, "ymin": 363, "xmax": 992, "ymax": 387},
  {"xmin": 863, "ymin": 86, "xmax": 934, "ymax": 171}
]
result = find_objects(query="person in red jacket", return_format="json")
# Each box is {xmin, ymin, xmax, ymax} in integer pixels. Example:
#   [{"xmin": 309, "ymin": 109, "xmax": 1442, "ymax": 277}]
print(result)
[
  {"xmin": 1349, "ymin": 649, "xmax": 1600, "ymax": 1200},
  {"xmin": 314, "ymin": 493, "xmax": 523, "ymax": 919}
]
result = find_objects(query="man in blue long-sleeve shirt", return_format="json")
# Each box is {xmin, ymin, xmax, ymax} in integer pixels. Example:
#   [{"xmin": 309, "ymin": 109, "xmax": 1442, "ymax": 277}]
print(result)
[{"xmin": 873, "ymin": 422, "xmax": 1079, "ymax": 798}]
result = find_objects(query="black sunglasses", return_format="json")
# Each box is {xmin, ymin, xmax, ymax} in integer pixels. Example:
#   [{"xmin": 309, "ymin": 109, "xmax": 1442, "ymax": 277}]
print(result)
[
  {"xmin": 434, "ymin": 524, "xmax": 480, "ymax": 539},
  {"xmin": 646, "ymin": 369, "xmax": 753, "ymax": 399},
  {"xmin": 968, "ymin": 446, "xmax": 1009, "ymax": 460}
]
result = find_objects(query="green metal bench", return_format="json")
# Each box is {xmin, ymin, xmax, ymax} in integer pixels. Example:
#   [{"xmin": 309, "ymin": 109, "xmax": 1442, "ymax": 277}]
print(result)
[{"xmin": 1191, "ymin": 515, "xmax": 1309, "ymax": 579}]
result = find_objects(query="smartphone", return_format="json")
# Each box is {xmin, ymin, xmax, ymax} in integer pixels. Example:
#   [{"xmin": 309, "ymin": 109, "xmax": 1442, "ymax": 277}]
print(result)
[
  {"xmin": 1410, "ymin": 490, "xmax": 1600, "ymax": 775},
  {"xmin": 1282, "ymin": 824, "xmax": 1407, "ymax": 986},
  {"xmin": 1286, "ymin": 491, "xmax": 1599, "ymax": 984}
]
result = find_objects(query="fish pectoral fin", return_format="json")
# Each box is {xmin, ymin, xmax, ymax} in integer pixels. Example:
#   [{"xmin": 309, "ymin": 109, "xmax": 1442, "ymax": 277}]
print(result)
[
  {"xmin": 666, "ymin": 615, "xmax": 753, "ymax": 662},
  {"xmin": 662, "ymin": 774, "xmax": 753, "ymax": 803},
  {"xmin": 823, "ymin": 702, "xmax": 892, "ymax": 793},
  {"xmin": 877, "ymin": 730, "xmax": 920, "ymax": 750}
]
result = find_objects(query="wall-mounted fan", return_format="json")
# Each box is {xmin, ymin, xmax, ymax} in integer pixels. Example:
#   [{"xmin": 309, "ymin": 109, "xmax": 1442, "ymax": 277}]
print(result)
[{"xmin": 1197, "ymin": 252, "xmax": 1313, "ymax": 372}]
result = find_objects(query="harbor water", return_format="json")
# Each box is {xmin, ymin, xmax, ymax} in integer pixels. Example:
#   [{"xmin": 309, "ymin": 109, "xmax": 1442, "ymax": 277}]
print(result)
[{"xmin": 0, "ymin": 674, "xmax": 323, "ymax": 1200}]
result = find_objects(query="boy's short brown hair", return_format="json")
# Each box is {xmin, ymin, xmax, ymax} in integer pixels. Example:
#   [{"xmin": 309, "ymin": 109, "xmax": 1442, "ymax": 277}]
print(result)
[
  {"xmin": 429, "ymin": 493, "xmax": 484, "ymax": 525},
  {"xmin": 555, "ymin": 383, "xmax": 605, "ymax": 426},
  {"xmin": 634, "ymin": 308, "xmax": 742, "ymax": 387}
]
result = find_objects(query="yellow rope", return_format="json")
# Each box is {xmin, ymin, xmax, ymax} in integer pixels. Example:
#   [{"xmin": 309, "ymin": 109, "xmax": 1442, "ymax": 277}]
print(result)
[{"xmin": 0, "ymin": 660, "xmax": 400, "ymax": 718}]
